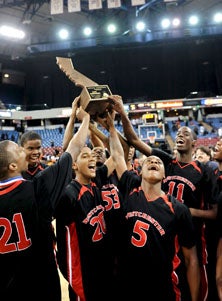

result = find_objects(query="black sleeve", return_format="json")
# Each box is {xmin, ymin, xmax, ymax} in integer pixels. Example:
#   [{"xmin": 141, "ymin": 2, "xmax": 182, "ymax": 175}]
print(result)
[
  {"xmin": 174, "ymin": 199, "xmax": 196, "ymax": 249},
  {"xmin": 95, "ymin": 164, "xmax": 109, "ymax": 187},
  {"xmin": 118, "ymin": 170, "xmax": 141, "ymax": 196},
  {"xmin": 202, "ymin": 163, "xmax": 219, "ymax": 205},
  {"xmin": 151, "ymin": 148, "xmax": 173, "ymax": 166},
  {"xmin": 34, "ymin": 152, "xmax": 73, "ymax": 212}
]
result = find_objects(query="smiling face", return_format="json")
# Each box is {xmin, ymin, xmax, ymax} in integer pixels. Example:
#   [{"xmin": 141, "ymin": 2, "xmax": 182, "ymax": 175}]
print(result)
[
  {"xmin": 22, "ymin": 139, "xmax": 42, "ymax": 166},
  {"xmin": 213, "ymin": 138, "xmax": 222, "ymax": 162},
  {"xmin": 73, "ymin": 146, "xmax": 97, "ymax": 184},
  {"xmin": 175, "ymin": 126, "xmax": 196, "ymax": 153},
  {"xmin": 141, "ymin": 155, "xmax": 165, "ymax": 183}
]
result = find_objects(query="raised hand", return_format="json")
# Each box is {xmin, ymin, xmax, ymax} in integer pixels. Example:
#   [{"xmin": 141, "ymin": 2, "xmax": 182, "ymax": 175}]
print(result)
[{"xmin": 76, "ymin": 106, "xmax": 89, "ymax": 121}]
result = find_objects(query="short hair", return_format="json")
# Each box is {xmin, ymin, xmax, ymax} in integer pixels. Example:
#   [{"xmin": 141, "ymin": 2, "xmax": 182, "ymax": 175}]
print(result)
[
  {"xmin": 191, "ymin": 130, "xmax": 197, "ymax": 141},
  {"xmin": 195, "ymin": 146, "xmax": 212, "ymax": 159},
  {"xmin": 0, "ymin": 140, "xmax": 13, "ymax": 178},
  {"xmin": 20, "ymin": 131, "xmax": 42, "ymax": 146},
  {"xmin": 179, "ymin": 126, "xmax": 197, "ymax": 141}
]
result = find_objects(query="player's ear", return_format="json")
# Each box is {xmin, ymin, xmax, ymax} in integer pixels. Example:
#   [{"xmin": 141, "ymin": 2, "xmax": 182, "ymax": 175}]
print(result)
[
  {"xmin": 8, "ymin": 162, "xmax": 17, "ymax": 171},
  {"xmin": 72, "ymin": 162, "xmax": 78, "ymax": 171}
]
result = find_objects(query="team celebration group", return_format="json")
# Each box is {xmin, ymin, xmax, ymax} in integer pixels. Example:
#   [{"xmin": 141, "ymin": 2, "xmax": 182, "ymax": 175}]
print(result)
[{"xmin": 1, "ymin": 94, "xmax": 222, "ymax": 301}]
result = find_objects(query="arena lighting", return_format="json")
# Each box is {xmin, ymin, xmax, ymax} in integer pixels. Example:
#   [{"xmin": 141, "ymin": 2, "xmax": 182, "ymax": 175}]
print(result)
[
  {"xmin": 161, "ymin": 18, "xmax": 171, "ymax": 29},
  {"xmin": 135, "ymin": 21, "xmax": 146, "ymax": 32},
  {"xmin": 188, "ymin": 15, "xmax": 199, "ymax": 26},
  {"xmin": 172, "ymin": 18, "xmax": 181, "ymax": 27},
  {"xmin": 213, "ymin": 12, "xmax": 222, "ymax": 23},
  {"xmin": 107, "ymin": 24, "xmax": 117, "ymax": 34},
  {"xmin": 0, "ymin": 25, "xmax": 25, "ymax": 39},
  {"xmin": 58, "ymin": 29, "xmax": 69, "ymax": 40},
  {"xmin": 83, "ymin": 27, "xmax": 92, "ymax": 36}
]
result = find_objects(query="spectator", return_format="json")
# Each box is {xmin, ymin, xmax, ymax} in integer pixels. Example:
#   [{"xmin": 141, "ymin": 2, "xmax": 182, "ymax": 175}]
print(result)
[{"xmin": 195, "ymin": 145, "xmax": 218, "ymax": 171}]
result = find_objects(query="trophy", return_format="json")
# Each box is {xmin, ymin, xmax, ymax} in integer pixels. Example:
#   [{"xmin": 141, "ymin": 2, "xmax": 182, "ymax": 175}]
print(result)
[{"xmin": 56, "ymin": 57, "xmax": 112, "ymax": 117}]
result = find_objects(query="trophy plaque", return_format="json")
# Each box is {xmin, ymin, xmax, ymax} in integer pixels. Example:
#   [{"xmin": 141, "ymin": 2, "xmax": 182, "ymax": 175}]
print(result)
[{"xmin": 56, "ymin": 57, "xmax": 112, "ymax": 116}]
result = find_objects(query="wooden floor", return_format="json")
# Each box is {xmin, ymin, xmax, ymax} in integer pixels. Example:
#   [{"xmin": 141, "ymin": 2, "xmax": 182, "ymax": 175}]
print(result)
[
  {"xmin": 59, "ymin": 270, "xmax": 69, "ymax": 301},
  {"xmin": 53, "ymin": 220, "xmax": 69, "ymax": 301}
]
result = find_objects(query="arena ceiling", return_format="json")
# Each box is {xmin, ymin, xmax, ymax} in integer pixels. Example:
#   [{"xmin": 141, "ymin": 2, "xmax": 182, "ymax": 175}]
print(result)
[{"xmin": 0, "ymin": 0, "xmax": 222, "ymax": 59}]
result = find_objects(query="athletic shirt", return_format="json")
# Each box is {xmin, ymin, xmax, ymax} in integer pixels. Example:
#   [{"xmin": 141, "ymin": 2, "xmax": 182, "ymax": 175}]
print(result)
[
  {"xmin": 55, "ymin": 164, "xmax": 122, "ymax": 301},
  {"xmin": 22, "ymin": 162, "xmax": 48, "ymax": 180},
  {"xmin": 216, "ymin": 170, "xmax": 222, "ymax": 237},
  {"xmin": 117, "ymin": 170, "xmax": 196, "ymax": 301},
  {"xmin": 21, "ymin": 159, "xmax": 61, "ymax": 301},
  {"xmin": 0, "ymin": 152, "xmax": 72, "ymax": 301},
  {"xmin": 152, "ymin": 148, "xmax": 218, "ymax": 264}
]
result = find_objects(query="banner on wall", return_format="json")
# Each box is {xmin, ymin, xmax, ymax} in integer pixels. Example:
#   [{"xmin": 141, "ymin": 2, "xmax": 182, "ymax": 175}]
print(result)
[
  {"xmin": 68, "ymin": 0, "xmax": 81, "ymax": 12},
  {"xmin": 50, "ymin": 0, "xmax": 63, "ymax": 14},
  {"xmin": 51, "ymin": 0, "xmax": 145, "ymax": 13},
  {"xmin": 131, "ymin": 0, "xmax": 145, "ymax": 6},
  {"xmin": 107, "ymin": 0, "xmax": 121, "ymax": 9},
  {"xmin": 88, "ymin": 0, "xmax": 102, "ymax": 10}
]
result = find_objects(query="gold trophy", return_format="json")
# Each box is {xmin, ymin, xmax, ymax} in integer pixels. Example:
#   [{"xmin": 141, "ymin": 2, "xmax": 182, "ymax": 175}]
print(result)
[{"xmin": 56, "ymin": 57, "xmax": 112, "ymax": 117}]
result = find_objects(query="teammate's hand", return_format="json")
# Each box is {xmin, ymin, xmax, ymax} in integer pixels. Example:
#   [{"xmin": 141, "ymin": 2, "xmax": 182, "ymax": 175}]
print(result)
[
  {"xmin": 108, "ymin": 95, "xmax": 125, "ymax": 114},
  {"xmin": 76, "ymin": 106, "xmax": 89, "ymax": 121}
]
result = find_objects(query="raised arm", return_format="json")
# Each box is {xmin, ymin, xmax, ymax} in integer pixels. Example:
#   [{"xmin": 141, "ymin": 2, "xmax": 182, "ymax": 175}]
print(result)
[
  {"xmin": 88, "ymin": 121, "xmax": 109, "ymax": 149},
  {"xmin": 65, "ymin": 107, "xmax": 90, "ymax": 162},
  {"xmin": 109, "ymin": 95, "xmax": 152, "ymax": 156},
  {"xmin": 63, "ymin": 96, "xmax": 80, "ymax": 151},
  {"xmin": 95, "ymin": 108, "xmax": 130, "ymax": 163},
  {"xmin": 106, "ymin": 111, "xmax": 127, "ymax": 180}
]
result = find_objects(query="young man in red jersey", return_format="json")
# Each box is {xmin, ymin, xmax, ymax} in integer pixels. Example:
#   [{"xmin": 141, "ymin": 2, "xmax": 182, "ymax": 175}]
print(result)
[
  {"xmin": 106, "ymin": 109, "xmax": 200, "ymax": 301},
  {"xmin": 0, "ymin": 104, "xmax": 90, "ymax": 301},
  {"xmin": 109, "ymin": 95, "xmax": 219, "ymax": 301}
]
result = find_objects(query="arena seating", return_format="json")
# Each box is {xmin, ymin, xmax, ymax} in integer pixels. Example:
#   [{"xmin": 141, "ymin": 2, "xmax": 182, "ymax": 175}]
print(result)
[{"xmin": 0, "ymin": 115, "xmax": 221, "ymax": 155}]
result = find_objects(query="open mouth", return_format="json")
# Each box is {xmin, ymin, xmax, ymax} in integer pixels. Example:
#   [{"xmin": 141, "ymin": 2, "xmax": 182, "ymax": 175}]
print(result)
[
  {"xmin": 88, "ymin": 164, "xmax": 96, "ymax": 171},
  {"xmin": 148, "ymin": 165, "xmax": 158, "ymax": 171},
  {"xmin": 176, "ymin": 139, "xmax": 184, "ymax": 145}
]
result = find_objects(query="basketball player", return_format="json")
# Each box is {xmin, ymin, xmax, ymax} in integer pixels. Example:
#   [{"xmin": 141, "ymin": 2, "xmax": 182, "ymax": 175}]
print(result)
[
  {"xmin": 106, "ymin": 110, "xmax": 200, "ymax": 300},
  {"xmin": 20, "ymin": 130, "xmax": 48, "ymax": 179},
  {"xmin": 110, "ymin": 95, "xmax": 219, "ymax": 301},
  {"xmin": 214, "ymin": 138, "xmax": 222, "ymax": 300},
  {"xmin": 20, "ymin": 130, "xmax": 62, "ymax": 300},
  {"xmin": 55, "ymin": 104, "xmax": 123, "ymax": 301},
  {"xmin": 0, "ymin": 105, "xmax": 90, "ymax": 301}
]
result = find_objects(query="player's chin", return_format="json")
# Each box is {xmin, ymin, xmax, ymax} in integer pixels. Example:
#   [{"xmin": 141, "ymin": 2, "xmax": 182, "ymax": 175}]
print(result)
[
  {"xmin": 88, "ymin": 170, "xmax": 96, "ymax": 178},
  {"xmin": 30, "ymin": 158, "xmax": 39, "ymax": 164}
]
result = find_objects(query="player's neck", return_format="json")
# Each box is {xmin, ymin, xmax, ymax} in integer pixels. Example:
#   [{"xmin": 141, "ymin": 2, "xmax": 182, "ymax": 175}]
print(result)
[
  {"xmin": 141, "ymin": 181, "xmax": 163, "ymax": 199},
  {"xmin": 177, "ymin": 152, "xmax": 193, "ymax": 163},
  {"xmin": 75, "ymin": 174, "xmax": 92, "ymax": 185}
]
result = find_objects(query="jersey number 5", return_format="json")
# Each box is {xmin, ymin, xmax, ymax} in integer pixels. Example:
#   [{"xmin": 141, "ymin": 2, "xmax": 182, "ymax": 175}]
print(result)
[{"xmin": 131, "ymin": 220, "xmax": 150, "ymax": 247}]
